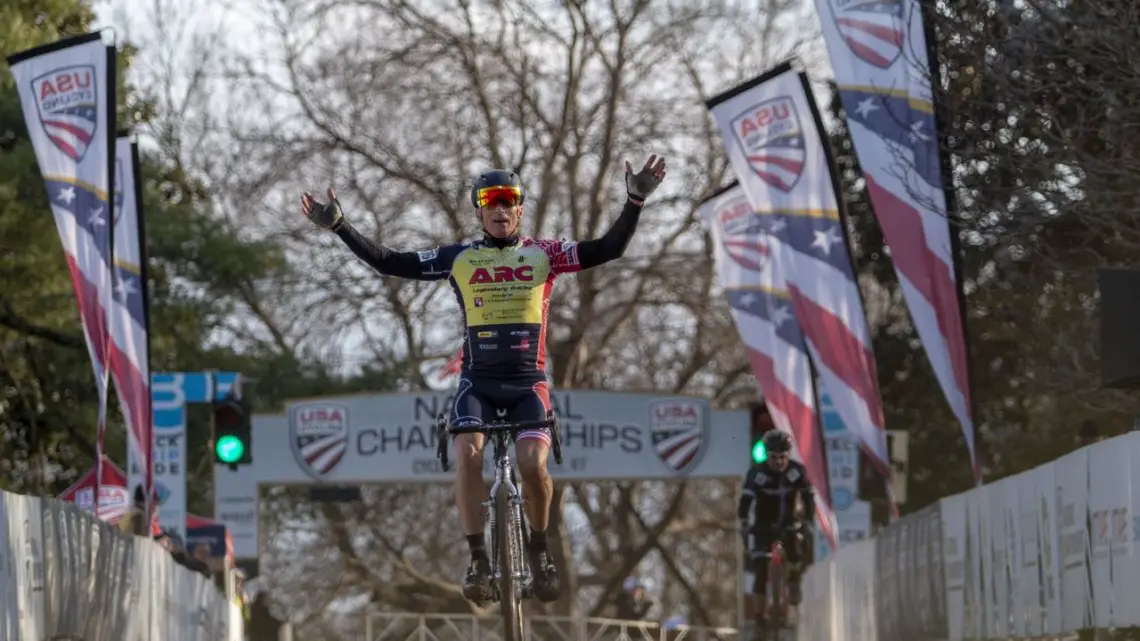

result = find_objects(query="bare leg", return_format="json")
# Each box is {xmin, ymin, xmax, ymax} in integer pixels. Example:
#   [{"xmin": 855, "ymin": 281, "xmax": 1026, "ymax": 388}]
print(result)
[
  {"xmin": 455, "ymin": 433, "xmax": 487, "ymax": 535},
  {"xmin": 515, "ymin": 439, "xmax": 552, "ymax": 531},
  {"xmin": 516, "ymin": 437, "xmax": 560, "ymax": 602}
]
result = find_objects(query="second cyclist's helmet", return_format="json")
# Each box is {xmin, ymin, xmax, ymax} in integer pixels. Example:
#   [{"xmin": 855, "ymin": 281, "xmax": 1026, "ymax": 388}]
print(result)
[{"xmin": 763, "ymin": 430, "xmax": 793, "ymax": 455}]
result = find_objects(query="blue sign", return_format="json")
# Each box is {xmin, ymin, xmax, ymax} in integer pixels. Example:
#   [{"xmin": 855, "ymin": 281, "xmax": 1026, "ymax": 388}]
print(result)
[
  {"xmin": 134, "ymin": 371, "xmax": 242, "ymax": 538},
  {"xmin": 814, "ymin": 391, "xmax": 871, "ymax": 559}
]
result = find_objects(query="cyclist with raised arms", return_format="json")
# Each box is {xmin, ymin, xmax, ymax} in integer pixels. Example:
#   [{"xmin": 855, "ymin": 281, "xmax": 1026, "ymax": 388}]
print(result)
[{"xmin": 300, "ymin": 156, "xmax": 667, "ymax": 603}]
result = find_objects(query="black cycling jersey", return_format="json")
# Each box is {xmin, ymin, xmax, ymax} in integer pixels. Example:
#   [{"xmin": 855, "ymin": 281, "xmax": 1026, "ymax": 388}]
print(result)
[{"xmin": 738, "ymin": 459, "xmax": 815, "ymax": 533}]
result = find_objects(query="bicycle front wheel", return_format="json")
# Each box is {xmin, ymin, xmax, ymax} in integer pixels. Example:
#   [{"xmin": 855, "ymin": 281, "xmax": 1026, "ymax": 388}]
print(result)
[
  {"xmin": 495, "ymin": 481, "xmax": 524, "ymax": 641},
  {"xmin": 766, "ymin": 558, "xmax": 785, "ymax": 641}
]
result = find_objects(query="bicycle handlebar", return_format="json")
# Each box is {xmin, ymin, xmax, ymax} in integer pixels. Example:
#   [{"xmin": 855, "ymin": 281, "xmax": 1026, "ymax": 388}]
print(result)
[
  {"xmin": 436, "ymin": 415, "xmax": 562, "ymax": 471},
  {"xmin": 447, "ymin": 418, "xmax": 556, "ymax": 435}
]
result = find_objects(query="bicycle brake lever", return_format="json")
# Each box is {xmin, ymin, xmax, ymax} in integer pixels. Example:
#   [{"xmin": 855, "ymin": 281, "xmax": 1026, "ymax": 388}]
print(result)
[{"xmin": 548, "ymin": 412, "xmax": 563, "ymax": 466}]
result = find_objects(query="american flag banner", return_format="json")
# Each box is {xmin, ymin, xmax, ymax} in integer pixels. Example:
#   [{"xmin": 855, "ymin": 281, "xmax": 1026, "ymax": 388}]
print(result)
[
  {"xmin": 706, "ymin": 62, "xmax": 895, "ymax": 501},
  {"xmin": 8, "ymin": 34, "xmax": 117, "ymax": 507},
  {"xmin": 815, "ymin": 0, "xmax": 978, "ymax": 480},
  {"xmin": 699, "ymin": 182, "xmax": 837, "ymax": 549},
  {"xmin": 114, "ymin": 136, "xmax": 155, "ymax": 526}
]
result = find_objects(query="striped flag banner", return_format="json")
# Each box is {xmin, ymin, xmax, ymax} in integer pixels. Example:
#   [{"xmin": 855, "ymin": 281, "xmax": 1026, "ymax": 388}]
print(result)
[
  {"xmin": 114, "ymin": 136, "xmax": 155, "ymax": 525},
  {"xmin": 699, "ymin": 183, "xmax": 837, "ymax": 549},
  {"xmin": 814, "ymin": 0, "xmax": 977, "ymax": 480},
  {"xmin": 8, "ymin": 34, "xmax": 117, "ymax": 507},
  {"xmin": 706, "ymin": 61, "xmax": 895, "ymax": 505}
]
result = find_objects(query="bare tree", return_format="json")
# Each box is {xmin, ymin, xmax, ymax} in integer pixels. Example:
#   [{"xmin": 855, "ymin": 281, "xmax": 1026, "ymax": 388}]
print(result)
[
  {"xmin": 927, "ymin": 1, "xmax": 1140, "ymax": 429},
  {"xmin": 210, "ymin": 0, "xmax": 818, "ymax": 386},
  {"xmin": 115, "ymin": 0, "xmax": 814, "ymax": 636}
]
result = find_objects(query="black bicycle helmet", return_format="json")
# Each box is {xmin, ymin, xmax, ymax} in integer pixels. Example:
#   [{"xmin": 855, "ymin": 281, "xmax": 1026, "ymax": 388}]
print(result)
[
  {"xmin": 763, "ymin": 430, "xmax": 793, "ymax": 455},
  {"xmin": 470, "ymin": 169, "xmax": 525, "ymax": 208}
]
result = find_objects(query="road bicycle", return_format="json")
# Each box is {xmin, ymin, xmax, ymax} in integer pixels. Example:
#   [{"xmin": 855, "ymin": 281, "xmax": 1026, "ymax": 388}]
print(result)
[
  {"xmin": 745, "ymin": 527, "xmax": 800, "ymax": 641},
  {"xmin": 437, "ymin": 410, "xmax": 562, "ymax": 641}
]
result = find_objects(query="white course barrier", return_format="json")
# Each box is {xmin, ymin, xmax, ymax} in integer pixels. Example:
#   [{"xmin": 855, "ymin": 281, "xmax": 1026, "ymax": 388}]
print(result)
[
  {"xmin": 799, "ymin": 431, "xmax": 1140, "ymax": 641},
  {"xmin": 0, "ymin": 489, "xmax": 232, "ymax": 641}
]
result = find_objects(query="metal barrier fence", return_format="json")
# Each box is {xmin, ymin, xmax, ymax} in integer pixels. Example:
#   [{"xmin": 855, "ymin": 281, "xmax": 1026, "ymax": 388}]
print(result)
[{"xmin": 363, "ymin": 613, "xmax": 740, "ymax": 641}]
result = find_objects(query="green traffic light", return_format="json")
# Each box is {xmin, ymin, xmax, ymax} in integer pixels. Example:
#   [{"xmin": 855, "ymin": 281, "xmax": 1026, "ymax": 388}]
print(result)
[
  {"xmin": 752, "ymin": 440, "xmax": 768, "ymax": 464},
  {"xmin": 216, "ymin": 435, "xmax": 245, "ymax": 463}
]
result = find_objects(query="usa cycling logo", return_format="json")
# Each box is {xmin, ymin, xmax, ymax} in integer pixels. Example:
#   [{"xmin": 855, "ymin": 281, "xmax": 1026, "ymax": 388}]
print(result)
[
  {"xmin": 289, "ymin": 402, "xmax": 350, "ymax": 479},
  {"xmin": 731, "ymin": 96, "xmax": 805, "ymax": 193},
  {"xmin": 31, "ymin": 66, "xmax": 99, "ymax": 162},
  {"xmin": 716, "ymin": 193, "xmax": 770, "ymax": 272},
  {"xmin": 826, "ymin": 0, "xmax": 906, "ymax": 70},
  {"xmin": 647, "ymin": 399, "xmax": 709, "ymax": 475}
]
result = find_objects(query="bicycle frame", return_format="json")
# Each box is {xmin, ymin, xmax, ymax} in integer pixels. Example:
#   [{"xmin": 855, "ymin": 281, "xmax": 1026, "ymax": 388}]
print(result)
[{"xmin": 484, "ymin": 427, "xmax": 530, "ymax": 595}]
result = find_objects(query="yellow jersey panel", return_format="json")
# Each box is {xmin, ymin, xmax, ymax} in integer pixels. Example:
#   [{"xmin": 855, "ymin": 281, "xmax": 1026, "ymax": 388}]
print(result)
[{"xmin": 450, "ymin": 245, "xmax": 552, "ymax": 328}]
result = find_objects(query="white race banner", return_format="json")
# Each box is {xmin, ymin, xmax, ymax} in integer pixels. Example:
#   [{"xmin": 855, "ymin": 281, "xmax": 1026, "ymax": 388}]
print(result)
[
  {"xmin": 1015, "ymin": 465, "xmax": 1043, "ymax": 636},
  {"xmin": 1126, "ymin": 435, "xmax": 1140, "ymax": 626},
  {"xmin": 1055, "ymin": 448, "xmax": 1091, "ymax": 630},
  {"xmin": 801, "ymin": 432, "xmax": 1140, "ymax": 640},
  {"xmin": 217, "ymin": 389, "xmax": 747, "ymax": 558},
  {"xmin": 0, "ymin": 492, "xmax": 15, "ymax": 640},
  {"xmin": 940, "ymin": 492, "xmax": 967, "ymax": 641},
  {"xmin": 1, "ymin": 487, "xmax": 233, "ymax": 641}
]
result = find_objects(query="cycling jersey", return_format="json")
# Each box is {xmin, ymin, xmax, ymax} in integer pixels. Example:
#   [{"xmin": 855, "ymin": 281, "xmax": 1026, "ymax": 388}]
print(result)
[
  {"xmin": 738, "ymin": 459, "xmax": 815, "ymax": 533},
  {"xmin": 333, "ymin": 200, "xmax": 643, "ymax": 378}
]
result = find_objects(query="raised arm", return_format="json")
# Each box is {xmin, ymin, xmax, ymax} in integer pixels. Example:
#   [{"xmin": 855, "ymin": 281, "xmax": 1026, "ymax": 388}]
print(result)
[
  {"xmin": 335, "ymin": 223, "xmax": 447, "ymax": 280},
  {"xmin": 301, "ymin": 188, "xmax": 450, "ymax": 281},
  {"xmin": 575, "ymin": 199, "xmax": 644, "ymax": 270},
  {"xmin": 549, "ymin": 155, "xmax": 667, "ymax": 273}
]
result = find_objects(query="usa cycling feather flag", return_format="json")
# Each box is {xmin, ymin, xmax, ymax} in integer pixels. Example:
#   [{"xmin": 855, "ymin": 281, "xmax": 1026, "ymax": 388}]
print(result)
[
  {"xmin": 114, "ymin": 136, "xmax": 155, "ymax": 524},
  {"xmin": 699, "ymin": 183, "xmax": 837, "ymax": 549},
  {"xmin": 8, "ymin": 34, "xmax": 117, "ymax": 506},
  {"xmin": 815, "ymin": 0, "xmax": 978, "ymax": 481},
  {"xmin": 707, "ymin": 61, "xmax": 895, "ymax": 504}
]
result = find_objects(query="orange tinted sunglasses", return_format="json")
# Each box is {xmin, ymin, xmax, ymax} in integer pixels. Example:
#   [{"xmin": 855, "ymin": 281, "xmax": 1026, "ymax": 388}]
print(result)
[{"xmin": 476, "ymin": 185, "xmax": 523, "ymax": 208}]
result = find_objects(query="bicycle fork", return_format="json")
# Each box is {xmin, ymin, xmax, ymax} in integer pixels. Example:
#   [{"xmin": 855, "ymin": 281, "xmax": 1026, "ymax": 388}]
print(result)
[{"xmin": 485, "ymin": 457, "xmax": 530, "ymax": 599}]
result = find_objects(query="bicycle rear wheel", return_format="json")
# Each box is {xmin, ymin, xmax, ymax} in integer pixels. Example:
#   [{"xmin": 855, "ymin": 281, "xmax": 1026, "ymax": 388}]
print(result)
[{"xmin": 495, "ymin": 481, "xmax": 524, "ymax": 641}]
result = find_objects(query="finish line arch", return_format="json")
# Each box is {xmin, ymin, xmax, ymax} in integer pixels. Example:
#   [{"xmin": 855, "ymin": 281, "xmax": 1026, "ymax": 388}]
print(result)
[{"xmin": 214, "ymin": 389, "xmax": 750, "ymax": 560}]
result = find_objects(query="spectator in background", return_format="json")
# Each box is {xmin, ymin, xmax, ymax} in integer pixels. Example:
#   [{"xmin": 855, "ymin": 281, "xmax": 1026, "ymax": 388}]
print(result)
[
  {"xmin": 117, "ymin": 486, "xmax": 149, "ymax": 536},
  {"xmin": 156, "ymin": 529, "xmax": 211, "ymax": 579},
  {"xmin": 234, "ymin": 569, "xmax": 252, "ymax": 624},
  {"xmin": 192, "ymin": 541, "xmax": 216, "ymax": 578},
  {"xmin": 615, "ymin": 577, "xmax": 654, "ymax": 620},
  {"xmin": 1078, "ymin": 420, "xmax": 1103, "ymax": 447}
]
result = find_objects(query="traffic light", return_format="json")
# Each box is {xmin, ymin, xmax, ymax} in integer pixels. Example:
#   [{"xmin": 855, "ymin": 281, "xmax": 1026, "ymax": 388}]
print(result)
[
  {"xmin": 212, "ymin": 392, "xmax": 252, "ymax": 468},
  {"xmin": 749, "ymin": 403, "xmax": 775, "ymax": 464},
  {"xmin": 751, "ymin": 438, "xmax": 768, "ymax": 464}
]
